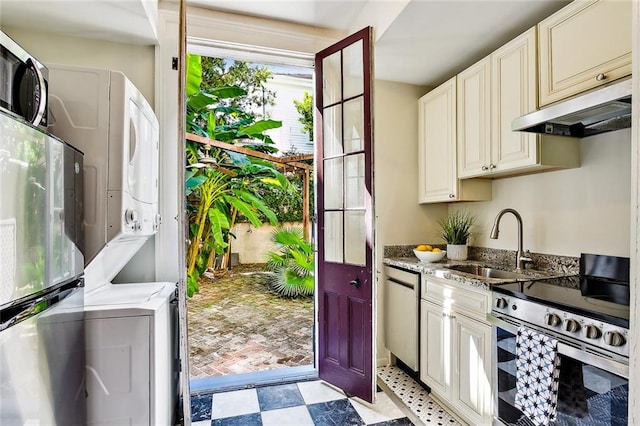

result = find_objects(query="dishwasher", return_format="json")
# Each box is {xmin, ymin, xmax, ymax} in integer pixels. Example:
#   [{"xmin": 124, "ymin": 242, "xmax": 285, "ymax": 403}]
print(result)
[{"xmin": 383, "ymin": 265, "xmax": 420, "ymax": 371}]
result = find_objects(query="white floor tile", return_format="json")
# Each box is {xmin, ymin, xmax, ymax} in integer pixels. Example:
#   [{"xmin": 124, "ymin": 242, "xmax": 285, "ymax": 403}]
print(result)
[
  {"xmin": 377, "ymin": 366, "xmax": 462, "ymax": 425},
  {"xmin": 350, "ymin": 391, "xmax": 406, "ymax": 424},
  {"xmin": 261, "ymin": 405, "xmax": 315, "ymax": 426},
  {"xmin": 211, "ymin": 388, "xmax": 260, "ymax": 419},
  {"xmin": 297, "ymin": 380, "xmax": 346, "ymax": 405},
  {"xmin": 191, "ymin": 421, "xmax": 211, "ymax": 426}
]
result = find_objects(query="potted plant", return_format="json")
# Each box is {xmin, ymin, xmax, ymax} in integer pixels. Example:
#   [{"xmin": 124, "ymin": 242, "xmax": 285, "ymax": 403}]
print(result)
[{"xmin": 438, "ymin": 211, "xmax": 475, "ymax": 260}]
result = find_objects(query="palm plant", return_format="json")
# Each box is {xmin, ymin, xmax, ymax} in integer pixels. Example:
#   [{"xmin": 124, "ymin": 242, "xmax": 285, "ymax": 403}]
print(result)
[{"xmin": 265, "ymin": 227, "xmax": 314, "ymax": 298}]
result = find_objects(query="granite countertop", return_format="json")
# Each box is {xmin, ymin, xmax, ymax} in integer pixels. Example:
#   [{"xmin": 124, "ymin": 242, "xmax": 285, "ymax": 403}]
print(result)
[{"xmin": 383, "ymin": 248, "xmax": 578, "ymax": 291}]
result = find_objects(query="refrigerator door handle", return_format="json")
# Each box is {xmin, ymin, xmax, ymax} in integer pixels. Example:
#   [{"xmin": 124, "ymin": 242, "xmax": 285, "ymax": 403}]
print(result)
[{"xmin": 0, "ymin": 279, "xmax": 82, "ymax": 331}]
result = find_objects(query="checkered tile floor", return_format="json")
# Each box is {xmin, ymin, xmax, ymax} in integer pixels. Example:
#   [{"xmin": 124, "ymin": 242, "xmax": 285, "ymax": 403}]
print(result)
[{"xmin": 190, "ymin": 380, "xmax": 413, "ymax": 425}]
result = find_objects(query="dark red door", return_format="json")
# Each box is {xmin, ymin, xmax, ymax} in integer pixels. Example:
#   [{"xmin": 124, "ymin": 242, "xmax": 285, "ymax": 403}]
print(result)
[{"xmin": 315, "ymin": 27, "xmax": 374, "ymax": 403}]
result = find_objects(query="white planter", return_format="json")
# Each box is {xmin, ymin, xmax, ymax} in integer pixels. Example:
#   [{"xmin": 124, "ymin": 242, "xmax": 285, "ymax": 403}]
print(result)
[{"xmin": 446, "ymin": 244, "xmax": 468, "ymax": 261}]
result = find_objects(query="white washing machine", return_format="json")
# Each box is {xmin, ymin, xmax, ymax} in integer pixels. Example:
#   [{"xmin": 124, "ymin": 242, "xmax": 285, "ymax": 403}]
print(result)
[
  {"xmin": 84, "ymin": 282, "xmax": 176, "ymax": 426},
  {"xmin": 48, "ymin": 65, "xmax": 178, "ymax": 425}
]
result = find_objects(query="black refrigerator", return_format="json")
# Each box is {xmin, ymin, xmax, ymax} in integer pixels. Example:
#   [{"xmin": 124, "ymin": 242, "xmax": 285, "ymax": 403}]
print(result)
[{"xmin": 0, "ymin": 109, "xmax": 86, "ymax": 424}]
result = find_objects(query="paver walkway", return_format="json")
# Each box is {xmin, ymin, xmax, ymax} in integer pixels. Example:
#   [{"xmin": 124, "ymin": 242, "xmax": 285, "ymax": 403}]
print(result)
[{"xmin": 188, "ymin": 264, "xmax": 314, "ymax": 379}]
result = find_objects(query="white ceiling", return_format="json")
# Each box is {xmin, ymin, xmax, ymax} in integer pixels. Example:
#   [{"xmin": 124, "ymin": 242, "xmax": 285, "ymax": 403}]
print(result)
[
  {"xmin": 188, "ymin": 0, "xmax": 571, "ymax": 87},
  {"xmin": 0, "ymin": 0, "xmax": 571, "ymax": 87}
]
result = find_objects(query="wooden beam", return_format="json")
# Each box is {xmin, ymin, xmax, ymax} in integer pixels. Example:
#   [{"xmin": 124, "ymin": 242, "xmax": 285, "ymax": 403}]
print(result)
[
  {"xmin": 186, "ymin": 133, "xmax": 312, "ymax": 171},
  {"xmin": 281, "ymin": 154, "xmax": 314, "ymax": 163}
]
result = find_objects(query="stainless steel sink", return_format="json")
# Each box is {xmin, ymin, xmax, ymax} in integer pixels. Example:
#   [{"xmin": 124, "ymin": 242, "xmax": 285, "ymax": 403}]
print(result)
[{"xmin": 446, "ymin": 264, "xmax": 531, "ymax": 280}]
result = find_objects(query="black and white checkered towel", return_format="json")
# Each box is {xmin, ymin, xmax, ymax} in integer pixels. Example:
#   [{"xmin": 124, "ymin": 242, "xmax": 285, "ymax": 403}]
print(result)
[{"xmin": 514, "ymin": 326, "xmax": 561, "ymax": 426}]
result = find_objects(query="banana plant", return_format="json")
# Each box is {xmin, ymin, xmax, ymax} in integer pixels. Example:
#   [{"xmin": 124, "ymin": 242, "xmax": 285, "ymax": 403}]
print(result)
[{"xmin": 185, "ymin": 53, "xmax": 288, "ymax": 296}]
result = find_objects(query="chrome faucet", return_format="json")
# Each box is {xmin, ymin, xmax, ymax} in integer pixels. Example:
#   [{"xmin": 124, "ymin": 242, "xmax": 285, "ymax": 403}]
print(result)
[{"xmin": 490, "ymin": 208, "xmax": 533, "ymax": 271}]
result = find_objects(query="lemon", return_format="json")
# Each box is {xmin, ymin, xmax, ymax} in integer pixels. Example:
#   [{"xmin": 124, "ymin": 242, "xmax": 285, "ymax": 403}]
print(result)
[
  {"xmin": 416, "ymin": 244, "xmax": 433, "ymax": 252},
  {"xmin": 432, "ymin": 247, "xmax": 442, "ymax": 253}
]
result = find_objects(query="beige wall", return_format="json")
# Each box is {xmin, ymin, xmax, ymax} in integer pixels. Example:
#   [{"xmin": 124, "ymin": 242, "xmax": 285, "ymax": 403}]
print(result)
[
  {"xmin": 374, "ymin": 80, "xmax": 448, "ymax": 366},
  {"xmin": 451, "ymin": 128, "xmax": 632, "ymax": 258},
  {"xmin": 2, "ymin": 26, "xmax": 156, "ymax": 106},
  {"xmin": 230, "ymin": 222, "xmax": 304, "ymax": 265}
]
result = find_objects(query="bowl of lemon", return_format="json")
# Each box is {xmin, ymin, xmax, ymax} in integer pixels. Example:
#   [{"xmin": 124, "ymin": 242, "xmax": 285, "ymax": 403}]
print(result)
[{"xmin": 413, "ymin": 244, "xmax": 446, "ymax": 262}]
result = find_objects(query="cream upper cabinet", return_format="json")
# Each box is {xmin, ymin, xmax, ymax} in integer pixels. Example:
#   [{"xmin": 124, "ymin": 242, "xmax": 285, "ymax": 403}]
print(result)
[
  {"xmin": 418, "ymin": 78, "xmax": 458, "ymax": 203},
  {"xmin": 458, "ymin": 27, "xmax": 580, "ymax": 179},
  {"xmin": 418, "ymin": 78, "xmax": 491, "ymax": 203},
  {"xmin": 457, "ymin": 57, "xmax": 491, "ymax": 178},
  {"xmin": 538, "ymin": 0, "xmax": 632, "ymax": 106},
  {"xmin": 490, "ymin": 27, "xmax": 539, "ymax": 174}
]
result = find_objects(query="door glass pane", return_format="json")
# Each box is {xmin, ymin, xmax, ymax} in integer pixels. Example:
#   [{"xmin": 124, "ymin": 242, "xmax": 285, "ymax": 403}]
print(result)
[
  {"xmin": 323, "ymin": 51, "xmax": 341, "ymax": 106},
  {"xmin": 345, "ymin": 154, "xmax": 365, "ymax": 209},
  {"xmin": 323, "ymin": 104, "xmax": 343, "ymax": 157},
  {"xmin": 343, "ymin": 97, "xmax": 364, "ymax": 153},
  {"xmin": 324, "ymin": 211, "xmax": 343, "ymax": 263},
  {"xmin": 324, "ymin": 158, "xmax": 344, "ymax": 210},
  {"xmin": 343, "ymin": 40, "xmax": 364, "ymax": 99},
  {"xmin": 344, "ymin": 210, "xmax": 366, "ymax": 266}
]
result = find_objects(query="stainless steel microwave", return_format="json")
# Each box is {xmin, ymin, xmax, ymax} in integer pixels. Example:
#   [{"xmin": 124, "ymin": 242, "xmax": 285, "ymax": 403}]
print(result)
[{"xmin": 0, "ymin": 29, "xmax": 48, "ymax": 128}]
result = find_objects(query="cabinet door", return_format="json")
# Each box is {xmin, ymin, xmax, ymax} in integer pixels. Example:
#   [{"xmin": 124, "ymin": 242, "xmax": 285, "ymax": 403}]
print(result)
[
  {"xmin": 419, "ymin": 300, "xmax": 452, "ymax": 399},
  {"xmin": 491, "ymin": 27, "xmax": 538, "ymax": 173},
  {"xmin": 457, "ymin": 57, "xmax": 491, "ymax": 178},
  {"xmin": 538, "ymin": 0, "xmax": 632, "ymax": 106},
  {"xmin": 418, "ymin": 77, "xmax": 458, "ymax": 203},
  {"xmin": 453, "ymin": 314, "xmax": 492, "ymax": 425}
]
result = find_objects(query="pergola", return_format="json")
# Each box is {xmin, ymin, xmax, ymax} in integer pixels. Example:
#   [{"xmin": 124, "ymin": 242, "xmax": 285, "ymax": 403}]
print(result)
[{"xmin": 186, "ymin": 133, "xmax": 314, "ymax": 240}]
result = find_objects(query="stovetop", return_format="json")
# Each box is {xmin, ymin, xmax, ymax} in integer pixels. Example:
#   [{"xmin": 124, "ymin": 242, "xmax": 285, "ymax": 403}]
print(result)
[{"xmin": 493, "ymin": 276, "xmax": 630, "ymax": 328}]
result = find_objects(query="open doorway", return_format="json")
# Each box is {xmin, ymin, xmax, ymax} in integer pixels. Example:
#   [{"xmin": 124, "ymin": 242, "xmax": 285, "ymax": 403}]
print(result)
[{"xmin": 183, "ymin": 51, "xmax": 317, "ymax": 390}]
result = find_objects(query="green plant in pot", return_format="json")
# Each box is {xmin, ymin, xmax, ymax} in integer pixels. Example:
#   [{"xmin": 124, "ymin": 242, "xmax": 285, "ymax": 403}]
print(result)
[{"xmin": 438, "ymin": 211, "xmax": 475, "ymax": 260}]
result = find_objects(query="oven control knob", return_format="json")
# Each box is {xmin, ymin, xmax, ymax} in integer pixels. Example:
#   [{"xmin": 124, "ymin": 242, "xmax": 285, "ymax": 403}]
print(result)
[
  {"xmin": 604, "ymin": 331, "xmax": 626, "ymax": 347},
  {"xmin": 563, "ymin": 319, "xmax": 581, "ymax": 333},
  {"xmin": 544, "ymin": 313, "xmax": 561, "ymax": 327},
  {"xmin": 496, "ymin": 298, "xmax": 508, "ymax": 309},
  {"xmin": 584, "ymin": 325, "xmax": 602, "ymax": 339}
]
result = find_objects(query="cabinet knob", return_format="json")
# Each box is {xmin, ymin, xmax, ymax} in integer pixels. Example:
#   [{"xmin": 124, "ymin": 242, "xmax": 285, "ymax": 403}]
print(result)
[
  {"xmin": 481, "ymin": 165, "xmax": 488, "ymax": 171},
  {"xmin": 449, "ymin": 194, "xmax": 455, "ymax": 199},
  {"xmin": 489, "ymin": 164, "xmax": 496, "ymax": 170},
  {"xmin": 596, "ymin": 73, "xmax": 606, "ymax": 82}
]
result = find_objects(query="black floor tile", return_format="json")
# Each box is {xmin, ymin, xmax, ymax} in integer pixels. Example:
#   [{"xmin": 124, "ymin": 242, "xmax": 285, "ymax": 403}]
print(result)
[
  {"xmin": 256, "ymin": 383, "xmax": 305, "ymax": 411},
  {"xmin": 191, "ymin": 393, "xmax": 213, "ymax": 422},
  {"xmin": 212, "ymin": 412, "xmax": 262, "ymax": 426},
  {"xmin": 307, "ymin": 398, "xmax": 364, "ymax": 426}
]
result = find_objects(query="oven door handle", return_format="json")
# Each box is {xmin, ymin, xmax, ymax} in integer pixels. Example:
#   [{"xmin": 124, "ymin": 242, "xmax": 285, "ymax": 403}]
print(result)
[{"xmin": 488, "ymin": 314, "xmax": 629, "ymax": 379}]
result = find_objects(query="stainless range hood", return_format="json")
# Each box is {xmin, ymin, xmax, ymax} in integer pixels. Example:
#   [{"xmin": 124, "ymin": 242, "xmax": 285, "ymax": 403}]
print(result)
[{"xmin": 512, "ymin": 78, "xmax": 631, "ymax": 138}]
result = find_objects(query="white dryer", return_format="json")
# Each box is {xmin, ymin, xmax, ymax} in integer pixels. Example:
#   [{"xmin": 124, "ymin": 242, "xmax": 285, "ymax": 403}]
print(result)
[{"xmin": 48, "ymin": 65, "xmax": 178, "ymax": 425}]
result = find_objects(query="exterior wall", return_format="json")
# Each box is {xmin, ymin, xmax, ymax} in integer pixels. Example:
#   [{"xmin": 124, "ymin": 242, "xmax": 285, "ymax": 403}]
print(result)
[
  {"xmin": 263, "ymin": 74, "xmax": 314, "ymax": 155},
  {"xmin": 451, "ymin": 128, "xmax": 632, "ymax": 258},
  {"xmin": 231, "ymin": 222, "xmax": 303, "ymax": 265},
  {"xmin": 373, "ymin": 80, "xmax": 448, "ymax": 367}
]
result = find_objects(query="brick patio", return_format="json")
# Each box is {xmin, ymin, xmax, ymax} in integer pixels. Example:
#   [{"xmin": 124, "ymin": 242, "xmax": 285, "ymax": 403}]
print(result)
[{"xmin": 187, "ymin": 264, "xmax": 314, "ymax": 379}]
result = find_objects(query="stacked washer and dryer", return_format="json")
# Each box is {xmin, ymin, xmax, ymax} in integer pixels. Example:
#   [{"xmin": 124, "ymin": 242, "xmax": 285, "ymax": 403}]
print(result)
[{"xmin": 48, "ymin": 65, "xmax": 178, "ymax": 425}]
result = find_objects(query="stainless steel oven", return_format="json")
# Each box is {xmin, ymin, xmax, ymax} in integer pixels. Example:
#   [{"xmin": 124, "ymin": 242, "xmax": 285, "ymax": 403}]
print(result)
[
  {"xmin": 489, "ymin": 254, "xmax": 629, "ymax": 426},
  {"xmin": 0, "ymin": 29, "xmax": 48, "ymax": 127}
]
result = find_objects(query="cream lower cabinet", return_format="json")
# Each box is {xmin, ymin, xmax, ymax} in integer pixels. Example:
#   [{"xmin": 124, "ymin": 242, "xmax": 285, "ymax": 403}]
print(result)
[
  {"xmin": 458, "ymin": 27, "xmax": 580, "ymax": 179},
  {"xmin": 418, "ymin": 78, "xmax": 491, "ymax": 203},
  {"xmin": 538, "ymin": 0, "xmax": 632, "ymax": 106},
  {"xmin": 420, "ymin": 278, "xmax": 492, "ymax": 425}
]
